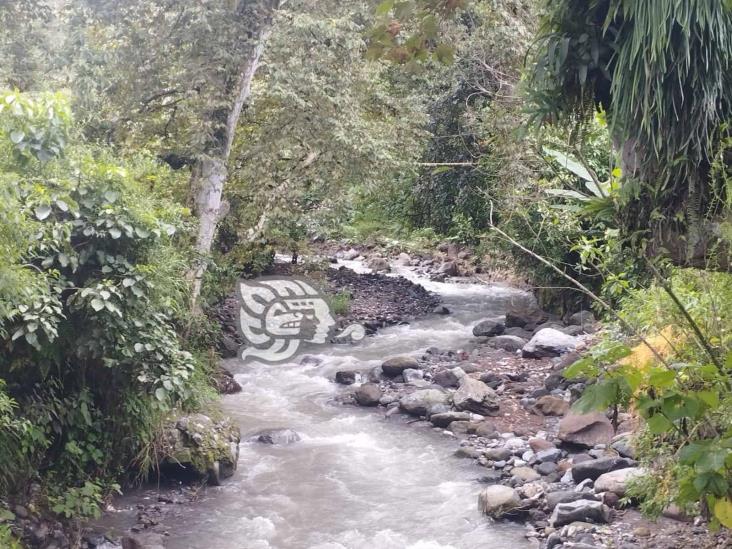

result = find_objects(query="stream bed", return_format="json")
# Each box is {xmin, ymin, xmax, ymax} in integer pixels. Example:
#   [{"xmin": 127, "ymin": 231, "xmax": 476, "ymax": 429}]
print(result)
[{"xmin": 95, "ymin": 266, "xmax": 534, "ymax": 549}]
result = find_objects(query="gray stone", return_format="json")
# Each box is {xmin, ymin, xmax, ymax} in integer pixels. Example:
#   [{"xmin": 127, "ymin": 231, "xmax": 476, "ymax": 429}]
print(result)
[
  {"xmin": 399, "ymin": 389, "xmax": 449, "ymax": 416},
  {"xmin": 594, "ymin": 467, "xmax": 644, "ymax": 497},
  {"xmin": 534, "ymin": 395, "xmax": 570, "ymax": 416},
  {"xmin": 522, "ymin": 328, "xmax": 578, "ymax": 358},
  {"xmin": 354, "ymin": 383, "xmax": 382, "ymax": 406},
  {"xmin": 395, "ymin": 252, "xmax": 411, "ymax": 265},
  {"xmin": 546, "ymin": 490, "xmax": 600, "ymax": 510},
  {"xmin": 478, "ymin": 485, "xmax": 521, "ymax": 518},
  {"xmin": 484, "ymin": 447, "xmax": 512, "ymax": 461},
  {"xmin": 536, "ymin": 462, "xmax": 558, "ymax": 476},
  {"xmin": 610, "ymin": 434, "xmax": 637, "ymax": 459},
  {"xmin": 439, "ymin": 261, "xmax": 459, "ymax": 276},
  {"xmin": 429, "ymin": 411, "xmax": 472, "ymax": 428},
  {"xmin": 472, "ymin": 319, "xmax": 505, "ymax": 337},
  {"xmin": 381, "ymin": 356, "xmax": 420, "ymax": 377},
  {"xmin": 253, "ymin": 428, "xmax": 300, "ymax": 445},
  {"xmin": 455, "ymin": 446, "xmax": 481, "ymax": 459},
  {"xmin": 402, "ymin": 368, "xmax": 424, "ymax": 383},
  {"xmin": 453, "ymin": 376, "xmax": 500, "ymax": 416},
  {"xmin": 572, "ymin": 456, "xmax": 636, "ymax": 483},
  {"xmin": 549, "ymin": 499, "xmax": 612, "ymax": 527},
  {"xmin": 334, "ymin": 370, "xmax": 357, "ymax": 385},
  {"xmin": 512, "ymin": 466, "xmax": 541, "ymax": 482},
  {"xmin": 367, "ymin": 256, "xmax": 390, "ymax": 272},
  {"xmin": 505, "ymin": 306, "xmax": 549, "ymax": 328},
  {"xmin": 490, "ymin": 335, "xmax": 527, "ymax": 352},
  {"xmin": 432, "ymin": 367, "xmax": 465, "ymax": 388},
  {"xmin": 537, "ymin": 448, "xmax": 562, "ymax": 463},
  {"xmin": 568, "ymin": 310, "xmax": 595, "ymax": 326},
  {"xmin": 558, "ymin": 413, "xmax": 614, "ymax": 448},
  {"xmin": 433, "ymin": 305, "xmax": 451, "ymax": 315}
]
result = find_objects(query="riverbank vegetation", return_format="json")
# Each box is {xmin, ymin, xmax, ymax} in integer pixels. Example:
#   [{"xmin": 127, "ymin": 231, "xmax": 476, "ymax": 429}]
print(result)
[{"xmin": 0, "ymin": 0, "xmax": 731, "ymax": 543}]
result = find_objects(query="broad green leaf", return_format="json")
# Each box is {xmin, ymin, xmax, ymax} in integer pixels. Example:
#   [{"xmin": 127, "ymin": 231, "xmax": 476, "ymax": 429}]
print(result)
[
  {"xmin": 648, "ymin": 368, "xmax": 676, "ymax": 389},
  {"xmin": 154, "ymin": 387, "xmax": 166, "ymax": 401},
  {"xmin": 646, "ymin": 413, "xmax": 673, "ymax": 434},
  {"xmin": 109, "ymin": 227, "xmax": 122, "ymax": 239},
  {"xmin": 714, "ymin": 498, "xmax": 732, "ymax": 528},
  {"xmin": 90, "ymin": 298, "xmax": 104, "ymax": 312},
  {"xmin": 35, "ymin": 205, "xmax": 52, "ymax": 220},
  {"xmin": 10, "ymin": 130, "xmax": 24, "ymax": 144},
  {"xmin": 543, "ymin": 148, "xmax": 594, "ymax": 182}
]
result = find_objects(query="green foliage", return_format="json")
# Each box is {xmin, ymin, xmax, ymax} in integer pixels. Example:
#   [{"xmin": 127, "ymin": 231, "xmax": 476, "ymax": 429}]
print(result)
[
  {"xmin": 565, "ymin": 266, "xmax": 732, "ymax": 526},
  {"xmin": 48, "ymin": 480, "xmax": 116, "ymax": 520},
  {"xmin": 327, "ymin": 291, "xmax": 352, "ymax": 316}
]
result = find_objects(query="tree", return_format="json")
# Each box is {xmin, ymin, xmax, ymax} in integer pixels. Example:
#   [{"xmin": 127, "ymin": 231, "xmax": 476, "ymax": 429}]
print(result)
[
  {"xmin": 65, "ymin": 0, "xmax": 285, "ymax": 307},
  {"xmin": 527, "ymin": 0, "xmax": 732, "ymax": 269}
]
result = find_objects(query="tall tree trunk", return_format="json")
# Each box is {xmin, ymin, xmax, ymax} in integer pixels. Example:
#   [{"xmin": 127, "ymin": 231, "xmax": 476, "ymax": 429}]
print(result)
[{"xmin": 188, "ymin": 14, "xmax": 275, "ymax": 311}]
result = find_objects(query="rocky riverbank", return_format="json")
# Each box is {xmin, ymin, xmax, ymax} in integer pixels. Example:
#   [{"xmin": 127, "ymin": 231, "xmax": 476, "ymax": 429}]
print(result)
[{"xmin": 340, "ymin": 297, "xmax": 729, "ymax": 548}]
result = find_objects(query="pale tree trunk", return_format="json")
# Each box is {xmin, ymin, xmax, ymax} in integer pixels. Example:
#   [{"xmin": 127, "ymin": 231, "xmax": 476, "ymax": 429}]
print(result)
[{"xmin": 188, "ymin": 8, "xmax": 276, "ymax": 312}]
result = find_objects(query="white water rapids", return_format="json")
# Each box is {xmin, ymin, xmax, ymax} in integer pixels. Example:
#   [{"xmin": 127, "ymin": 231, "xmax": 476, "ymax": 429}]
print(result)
[{"xmin": 96, "ymin": 263, "xmax": 535, "ymax": 549}]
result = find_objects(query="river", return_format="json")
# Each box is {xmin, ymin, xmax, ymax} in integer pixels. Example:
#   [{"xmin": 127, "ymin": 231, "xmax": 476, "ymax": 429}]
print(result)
[{"xmin": 96, "ymin": 263, "xmax": 534, "ymax": 549}]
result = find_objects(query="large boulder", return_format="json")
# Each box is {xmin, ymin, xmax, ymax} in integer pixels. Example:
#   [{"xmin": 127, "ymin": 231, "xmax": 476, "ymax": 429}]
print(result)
[
  {"xmin": 505, "ymin": 306, "xmax": 549, "ymax": 328},
  {"xmin": 558, "ymin": 413, "xmax": 614, "ymax": 448},
  {"xmin": 594, "ymin": 467, "xmax": 644, "ymax": 497},
  {"xmin": 571, "ymin": 456, "xmax": 636, "ymax": 483},
  {"xmin": 381, "ymin": 356, "xmax": 420, "ymax": 377},
  {"xmin": 568, "ymin": 310, "xmax": 595, "ymax": 326},
  {"xmin": 395, "ymin": 252, "xmax": 412, "ymax": 266},
  {"xmin": 478, "ymin": 485, "xmax": 521, "ymax": 518},
  {"xmin": 252, "ymin": 428, "xmax": 301, "ymax": 445},
  {"xmin": 522, "ymin": 328, "xmax": 578, "ymax": 358},
  {"xmin": 549, "ymin": 499, "xmax": 612, "ymax": 527},
  {"xmin": 334, "ymin": 371, "xmax": 357, "ymax": 385},
  {"xmin": 438, "ymin": 261, "xmax": 459, "ymax": 276},
  {"xmin": 453, "ymin": 376, "xmax": 500, "ymax": 416},
  {"xmin": 399, "ymin": 389, "xmax": 450, "ymax": 416},
  {"xmin": 354, "ymin": 383, "xmax": 382, "ymax": 406},
  {"xmin": 432, "ymin": 367, "xmax": 465, "ymax": 388},
  {"xmin": 472, "ymin": 319, "xmax": 505, "ymax": 337},
  {"xmin": 161, "ymin": 414, "xmax": 240, "ymax": 486},
  {"xmin": 490, "ymin": 335, "xmax": 527, "ymax": 352}
]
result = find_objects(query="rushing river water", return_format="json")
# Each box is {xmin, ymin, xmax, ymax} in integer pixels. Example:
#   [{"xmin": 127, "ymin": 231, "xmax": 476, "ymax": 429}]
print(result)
[{"xmin": 96, "ymin": 264, "xmax": 535, "ymax": 549}]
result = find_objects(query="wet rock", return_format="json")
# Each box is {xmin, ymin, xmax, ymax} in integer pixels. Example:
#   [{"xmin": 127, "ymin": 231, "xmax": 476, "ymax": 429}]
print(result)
[
  {"xmin": 354, "ymin": 383, "xmax": 382, "ymax": 406},
  {"xmin": 340, "ymin": 248, "xmax": 360, "ymax": 260},
  {"xmin": 455, "ymin": 446, "xmax": 482, "ymax": 459},
  {"xmin": 448, "ymin": 421, "xmax": 472, "ymax": 436},
  {"xmin": 490, "ymin": 335, "xmax": 527, "ymax": 352},
  {"xmin": 433, "ymin": 305, "xmax": 451, "ymax": 315},
  {"xmin": 367, "ymin": 256, "xmax": 390, "ymax": 272},
  {"xmin": 505, "ymin": 306, "xmax": 549, "ymax": 329},
  {"xmin": 504, "ymin": 327, "xmax": 534, "ymax": 339},
  {"xmin": 253, "ymin": 428, "xmax": 301, "ymax": 445},
  {"xmin": 429, "ymin": 411, "xmax": 472, "ymax": 428},
  {"xmin": 479, "ymin": 471, "xmax": 504, "ymax": 484},
  {"xmin": 381, "ymin": 356, "xmax": 420, "ymax": 377},
  {"xmin": 212, "ymin": 366, "xmax": 242, "ymax": 394},
  {"xmin": 558, "ymin": 413, "xmax": 614, "ymax": 448},
  {"xmin": 544, "ymin": 373, "xmax": 565, "ymax": 391},
  {"xmin": 335, "ymin": 370, "xmax": 357, "ymax": 385},
  {"xmin": 572, "ymin": 457, "xmax": 637, "ymax": 483},
  {"xmin": 162, "ymin": 413, "xmax": 240, "ymax": 485},
  {"xmin": 474, "ymin": 421, "xmax": 498, "ymax": 438},
  {"xmin": 399, "ymin": 389, "xmax": 450, "ymax": 416},
  {"xmin": 529, "ymin": 438, "xmax": 555, "ymax": 452},
  {"xmin": 478, "ymin": 485, "xmax": 521, "ymax": 518},
  {"xmin": 536, "ymin": 462, "xmax": 558, "ymax": 476},
  {"xmin": 479, "ymin": 372, "xmax": 504, "ymax": 388},
  {"xmin": 534, "ymin": 395, "xmax": 570, "ymax": 416},
  {"xmin": 472, "ymin": 319, "xmax": 505, "ymax": 337},
  {"xmin": 432, "ymin": 367, "xmax": 465, "ymax": 388},
  {"xmin": 438, "ymin": 261, "xmax": 459, "ymax": 276},
  {"xmin": 395, "ymin": 252, "xmax": 412, "ymax": 266},
  {"xmin": 453, "ymin": 376, "xmax": 500, "ymax": 416},
  {"xmin": 522, "ymin": 329, "xmax": 578, "ymax": 358},
  {"xmin": 594, "ymin": 467, "xmax": 644, "ymax": 497},
  {"xmin": 549, "ymin": 499, "xmax": 611, "ymax": 527}
]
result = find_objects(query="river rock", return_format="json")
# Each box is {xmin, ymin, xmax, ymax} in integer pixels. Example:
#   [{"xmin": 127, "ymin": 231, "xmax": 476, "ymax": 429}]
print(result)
[
  {"xmin": 478, "ymin": 485, "xmax": 521, "ymax": 518},
  {"xmin": 432, "ymin": 367, "xmax": 465, "ymax": 388},
  {"xmin": 512, "ymin": 466, "xmax": 541, "ymax": 482},
  {"xmin": 568, "ymin": 310, "xmax": 595, "ymax": 326},
  {"xmin": 438, "ymin": 261, "xmax": 459, "ymax": 276},
  {"xmin": 433, "ymin": 305, "xmax": 451, "ymax": 315},
  {"xmin": 453, "ymin": 376, "xmax": 500, "ymax": 416},
  {"xmin": 594, "ymin": 467, "xmax": 644, "ymax": 497},
  {"xmin": 546, "ymin": 490, "xmax": 599, "ymax": 510},
  {"xmin": 395, "ymin": 252, "xmax": 412, "ymax": 266},
  {"xmin": 335, "ymin": 370, "xmax": 357, "ymax": 385},
  {"xmin": 536, "ymin": 447, "xmax": 562, "ymax": 463},
  {"xmin": 534, "ymin": 395, "xmax": 570, "ymax": 416},
  {"xmin": 340, "ymin": 248, "xmax": 360, "ymax": 260},
  {"xmin": 381, "ymin": 356, "xmax": 420, "ymax": 377},
  {"xmin": 367, "ymin": 256, "xmax": 390, "ymax": 272},
  {"xmin": 253, "ymin": 428, "xmax": 301, "ymax": 445},
  {"xmin": 549, "ymin": 499, "xmax": 612, "ymax": 527},
  {"xmin": 484, "ymin": 447, "xmax": 512, "ymax": 461},
  {"xmin": 505, "ymin": 306, "xmax": 549, "ymax": 328},
  {"xmin": 490, "ymin": 335, "xmax": 527, "ymax": 352},
  {"xmin": 402, "ymin": 368, "xmax": 424, "ymax": 383},
  {"xmin": 354, "ymin": 383, "xmax": 382, "ymax": 406},
  {"xmin": 522, "ymin": 328, "xmax": 578, "ymax": 358},
  {"xmin": 558, "ymin": 413, "xmax": 613, "ymax": 448},
  {"xmin": 572, "ymin": 456, "xmax": 637, "ymax": 483},
  {"xmin": 529, "ymin": 438, "xmax": 555, "ymax": 452},
  {"xmin": 535, "ymin": 462, "xmax": 558, "ymax": 476},
  {"xmin": 162, "ymin": 413, "xmax": 240, "ymax": 486},
  {"xmin": 610, "ymin": 433, "xmax": 636, "ymax": 459},
  {"xmin": 430, "ymin": 411, "xmax": 472, "ymax": 428},
  {"xmin": 472, "ymin": 319, "xmax": 505, "ymax": 337},
  {"xmin": 399, "ymin": 389, "xmax": 449, "ymax": 416}
]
